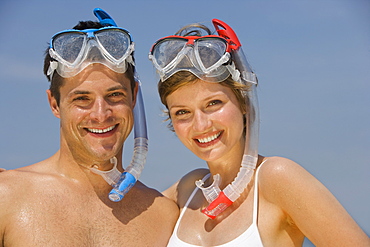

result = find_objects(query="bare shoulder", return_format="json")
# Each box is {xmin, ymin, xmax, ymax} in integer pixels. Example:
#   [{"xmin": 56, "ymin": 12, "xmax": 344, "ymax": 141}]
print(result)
[
  {"xmin": 0, "ymin": 169, "xmax": 37, "ymax": 237},
  {"xmin": 163, "ymin": 168, "xmax": 209, "ymax": 207},
  {"xmin": 0, "ymin": 169, "xmax": 32, "ymax": 196},
  {"xmin": 257, "ymin": 156, "xmax": 326, "ymax": 208},
  {"xmin": 133, "ymin": 181, "xmax": 179, "ymax": 223},
  {"xmin": 258, "ymin": 156, "xmax": 312, "ymax": 197},
  {"xmin": 0, "ymin": 160, "xmax": 59, "ymax": 207},
  {"xmin": 135, "ymin": 180, "xmax": 178, "ymax": 206},
  {"xmin": 258, "ymin": 156, "xmax": 303, "ymax": 176},
  {"xmin": 257, "ymin": 156, "xmax": 370, "ymax": 245}
]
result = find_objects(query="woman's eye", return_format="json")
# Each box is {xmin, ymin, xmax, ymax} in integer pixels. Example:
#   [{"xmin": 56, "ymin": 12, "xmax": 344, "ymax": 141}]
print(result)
[
  {"xmin": 209, "ymin": 100, "xmax": 222, "ymax": 106},
  {"xmin": 175, "ymin": 109, "xmax": 189, "ymax": 116}
]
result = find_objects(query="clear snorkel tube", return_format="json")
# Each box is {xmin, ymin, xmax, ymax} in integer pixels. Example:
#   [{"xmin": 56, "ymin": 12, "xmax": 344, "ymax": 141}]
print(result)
[
  {"xmin": 88, "ymin": 8, "xmax": 149, "ymax": 202},
  {"xmin": 195, "ymin": 19, "xmax": 259, "ymax": 219},
  {"xmin": 108, "ymin": 73, "xmax": 149, "ymax": 202}
]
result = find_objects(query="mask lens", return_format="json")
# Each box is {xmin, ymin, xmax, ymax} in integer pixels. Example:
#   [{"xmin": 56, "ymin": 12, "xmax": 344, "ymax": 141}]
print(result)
[
  {"xmin": 95, "ymin": 29, "xmax": 131, "ymax": 60},
  {"xmin": 52, "ymin": 32, "xmax": 86, "ymax": 63},
  {"xmin": 152, "ymin": 38, "xmax": 187, "ymax": 68},
  {"xmin": 197, "ymin": 38, "xmax": 227, "ymax": 69}
]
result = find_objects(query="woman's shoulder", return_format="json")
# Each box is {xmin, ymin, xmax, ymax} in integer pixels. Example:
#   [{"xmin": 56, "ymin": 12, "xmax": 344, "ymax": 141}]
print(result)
[
  {"xmin": 258, "ymin": 157, "xmax": 322, "ymax": 204},
  {"xmin": 259, "ymin": 156, "xmax": 307, "ymax": 179},
  {"xmin": 162, "ymin": 168, "xmax": 210, "ymax": 207},
  {"xmin": 257, "ymin": 156, "xmax": 314, "ymax": 201}
]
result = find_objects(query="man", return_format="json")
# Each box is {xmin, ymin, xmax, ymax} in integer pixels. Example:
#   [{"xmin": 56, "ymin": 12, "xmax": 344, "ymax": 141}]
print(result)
[{"xmin": 0, "ymin": 9, "xmax": 178, "ymax": 246}]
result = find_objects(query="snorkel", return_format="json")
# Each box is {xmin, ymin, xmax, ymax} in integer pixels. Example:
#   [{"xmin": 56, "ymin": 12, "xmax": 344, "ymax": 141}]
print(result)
[
  {"xmin": 194, "ymin": 19, "xmax": 259, "ymax": 219},
  {"xmin": 47, "ymin": 8, "xmax": 148, "ymax": 202},
  {"xmin": 107, "ymin": 72, "xmax": 148, "ymax": 202},
  {"xmin": 93, "ymin": 8, "xmax": 148, "ymax": 202}
]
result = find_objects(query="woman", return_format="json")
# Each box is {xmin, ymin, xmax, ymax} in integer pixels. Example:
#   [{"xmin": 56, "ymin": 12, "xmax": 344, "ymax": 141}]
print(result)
[{"xmin": 149, "ymin": 19, "xmax": 369, "ymax": 246}]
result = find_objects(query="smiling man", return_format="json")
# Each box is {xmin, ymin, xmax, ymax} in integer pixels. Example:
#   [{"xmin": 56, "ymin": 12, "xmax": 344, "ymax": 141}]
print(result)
[{"xmin": 0, "ymin": 9, "xmax": 178, "ymax": 247}]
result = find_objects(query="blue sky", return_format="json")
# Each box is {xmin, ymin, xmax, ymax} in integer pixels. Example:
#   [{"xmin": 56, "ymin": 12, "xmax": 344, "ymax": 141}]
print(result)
[{"xmin": 0, "ymin": 0, "xmax": 369, "ymax": 241}]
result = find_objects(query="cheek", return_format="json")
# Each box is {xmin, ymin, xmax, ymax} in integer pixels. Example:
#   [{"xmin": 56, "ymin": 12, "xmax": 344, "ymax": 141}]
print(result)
[
  {"xmin": 59, "ymin": 108, "xmax": 88, "ymax": 128},
  {"xmin": 173, "ymin": 121, "xmax": 186, "ymax": 136},
  {"xmin": 218, "ymin": 107, "xmax": 244, "ymax": 130},
  {"xmin": 172, "ymin": 121, "xmax": 191, "ymax": 143}
]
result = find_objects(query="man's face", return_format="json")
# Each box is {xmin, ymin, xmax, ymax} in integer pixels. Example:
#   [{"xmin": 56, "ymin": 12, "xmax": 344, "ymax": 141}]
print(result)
[{"xmin": 48, "ymin": 64, "xmax": 137, "ymax": 164}]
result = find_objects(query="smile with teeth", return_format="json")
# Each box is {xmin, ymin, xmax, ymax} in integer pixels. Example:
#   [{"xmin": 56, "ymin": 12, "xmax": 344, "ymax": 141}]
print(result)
[
  {"xmin": 196, "ymin": 131, "xmax": 222, "ymax": 143},
  {"xmin": 87, "ymin": 125, "xmax": 116, "ymax": 134}
]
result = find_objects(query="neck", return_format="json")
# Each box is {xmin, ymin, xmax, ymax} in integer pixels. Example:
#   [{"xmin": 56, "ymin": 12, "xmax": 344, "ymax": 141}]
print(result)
[
  {"xmin": 206, "ymin": 140, "xmax": 245, "ymax": 189},
  {"xmin": 54, "ymin": 145, "xmax": 124, "ymax": 185}
]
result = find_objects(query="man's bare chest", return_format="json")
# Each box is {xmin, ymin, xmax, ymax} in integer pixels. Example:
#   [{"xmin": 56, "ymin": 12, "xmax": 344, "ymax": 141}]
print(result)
[{"xmin": 5, "ymin": 196, "xmax": 158, "ymax": 246}]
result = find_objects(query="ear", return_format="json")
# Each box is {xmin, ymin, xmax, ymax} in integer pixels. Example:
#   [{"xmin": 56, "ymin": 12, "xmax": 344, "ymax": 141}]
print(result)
[
  {"xmin": 132, "ymin": 81, "xmax": 139, "ymax": 108},
  {"xmin": 47, "ymin": 90, "xmax": 60, "ymax": 119}
]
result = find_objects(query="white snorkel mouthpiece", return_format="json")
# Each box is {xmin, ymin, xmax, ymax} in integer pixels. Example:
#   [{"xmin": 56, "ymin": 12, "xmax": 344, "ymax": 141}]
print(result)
[
  {"xmin": 90, "ymin": 157, "xmax": 121, "ymax": 186},
  {"xmin": 195, "ymin": 174, "xmax": 221, "ymax": 203},
  {"xmin": 195, "ymin": 19, "xmax": 259, "ymax": 219}
]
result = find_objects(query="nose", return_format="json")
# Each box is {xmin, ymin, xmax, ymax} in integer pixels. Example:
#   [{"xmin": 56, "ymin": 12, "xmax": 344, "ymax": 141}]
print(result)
[
  {"xmin": 90, "ymin": 98, "xmax": 112, "ymax": 122},
  {"xmin": 192, "ymin": 110, "xmax": 212, "ymax": 132}
]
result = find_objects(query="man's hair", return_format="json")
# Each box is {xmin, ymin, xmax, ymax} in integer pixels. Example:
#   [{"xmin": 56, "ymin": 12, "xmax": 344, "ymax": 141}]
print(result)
[{"xmin": 43, "ymin": 21, "xmax": 136, "ymax": 105}]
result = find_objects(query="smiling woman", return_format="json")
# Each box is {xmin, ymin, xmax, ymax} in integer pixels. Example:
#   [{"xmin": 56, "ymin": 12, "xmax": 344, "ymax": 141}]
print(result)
[{"xmin": 149, "ymin": 18, "xmax": 370, "ymax": 246}]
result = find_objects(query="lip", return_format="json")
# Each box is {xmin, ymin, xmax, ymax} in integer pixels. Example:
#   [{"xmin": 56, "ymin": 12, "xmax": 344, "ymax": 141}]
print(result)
[
  {"xmin": 193, "ymin": 130, "xmax": 223, "ymax": 148},
  {"xmin": 84, "ymin": 124, "xmax": 118, "ymax": 138}
]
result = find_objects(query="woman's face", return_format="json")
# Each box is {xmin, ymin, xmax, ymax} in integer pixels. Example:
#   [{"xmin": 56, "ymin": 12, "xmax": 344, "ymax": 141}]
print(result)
[{"xmin": 166, "ymin": 80, "xmax": 245, "ymax": 163}]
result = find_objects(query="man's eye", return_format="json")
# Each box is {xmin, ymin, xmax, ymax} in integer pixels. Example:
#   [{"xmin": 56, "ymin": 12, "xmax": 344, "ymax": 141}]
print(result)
[
  {"xmin": 73, "ymin": 96, "xmax": 89, "ymax": 101},
  {"xmin": 110, "ymin": 92, "xmax": 124, "ymax": 97}
]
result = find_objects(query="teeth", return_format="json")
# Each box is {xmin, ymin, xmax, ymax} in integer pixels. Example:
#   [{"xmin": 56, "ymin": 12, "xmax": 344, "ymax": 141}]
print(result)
[
  {"xmin": 87, "ymin": 125, "xmax": 116, "ymax": 134},
  {"xmin": 197, "ymin": 132, "xmax": 221, "ymax": 143}
]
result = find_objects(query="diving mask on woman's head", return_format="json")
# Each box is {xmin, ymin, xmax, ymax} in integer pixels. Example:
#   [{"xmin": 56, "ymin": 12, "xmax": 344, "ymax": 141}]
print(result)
[
  {"xmin": 150, "ymin": 19, "xmax": 259, "ymax": 219},
  {"xmin": 47, "ymin": 14, "xmax": 134, "ymax": 79},
  {"xmin": 149, "ymin": 29, "xmax": 241, "ymax": 83}
]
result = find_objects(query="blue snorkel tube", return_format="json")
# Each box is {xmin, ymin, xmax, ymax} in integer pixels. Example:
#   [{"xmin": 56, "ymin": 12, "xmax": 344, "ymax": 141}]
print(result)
[
  {"xmin": 93, "ymin": 8, "xmax": 149, "ymax": 202},
  {"xmin": 108, "ymin": 74, "xmax": 148, "ymax": 202}
]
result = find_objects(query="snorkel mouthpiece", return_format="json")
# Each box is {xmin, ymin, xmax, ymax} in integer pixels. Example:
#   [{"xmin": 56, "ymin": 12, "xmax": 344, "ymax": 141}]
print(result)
[
  {"xmin": 109, "ymin": 172, "xmax": 136, "ymax": 201},
  {"xmin": 202, "ymin": 192, "xmax": 233, "ymax": 219}
]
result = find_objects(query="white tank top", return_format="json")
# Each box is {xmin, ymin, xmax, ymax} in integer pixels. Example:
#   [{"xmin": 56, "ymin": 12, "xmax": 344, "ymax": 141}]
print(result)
[{"xmin": 167, "ymin": 161, "xmax": 266, "ymax": 246}]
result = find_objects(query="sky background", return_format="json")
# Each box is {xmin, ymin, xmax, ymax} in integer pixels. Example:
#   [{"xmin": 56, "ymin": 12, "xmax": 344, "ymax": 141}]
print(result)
[{"xmin": 0, "ymin": 0, "xmax": 369, "ymax": 244}]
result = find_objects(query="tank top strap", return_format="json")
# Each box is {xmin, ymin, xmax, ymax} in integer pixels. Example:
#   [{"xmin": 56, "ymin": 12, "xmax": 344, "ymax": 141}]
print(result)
[
  {"xmin": 173, "ymin": 173, "xmax": 211, "ymax": 233},
  {"xmin": 252, "ymin": 159, "xmax": 268, "ymax": 224}
]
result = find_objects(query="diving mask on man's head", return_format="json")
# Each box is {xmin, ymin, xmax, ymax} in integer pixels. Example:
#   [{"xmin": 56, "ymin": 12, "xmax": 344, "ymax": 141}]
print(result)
[
  {"xmin": 46, "ymin": 8, "xmax": 149, "ymax": 203},
  {"xmin": 47, "ymin": 10, "xmax": 135, "ymax": 79},
  {"xmin": 149, "ymin": 20, "xmax": 243, "ymax": 83}
]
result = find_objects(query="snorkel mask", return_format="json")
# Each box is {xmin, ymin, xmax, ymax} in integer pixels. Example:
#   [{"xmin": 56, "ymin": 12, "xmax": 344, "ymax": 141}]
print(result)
[
  {"xmin": 47, "ymin": 8, "xmax": 148, "ymax": 202},
  {"xmin": 149, "ymin": 31, "xmax": 240, "ymax": 83},
  {"xmin": 150, "ymin": 19, "xmax": 259, "ymax": 219}
]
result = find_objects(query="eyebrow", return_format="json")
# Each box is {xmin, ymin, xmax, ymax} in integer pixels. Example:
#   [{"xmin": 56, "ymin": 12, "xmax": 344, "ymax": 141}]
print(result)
[
  {"xmin": 72, "ymin": 90, "xmax": 91, "ymax": 95},
  {"xmin": 107, "ymin": 85, "xmax": 129, "ymax": 92},
  {"xmin": 168, "ymin": 93, "xmax": 225, "ymax": 108},
  {"xmin": 70, "ymin": 85, "xmax": 129, "ymax": 96}
]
